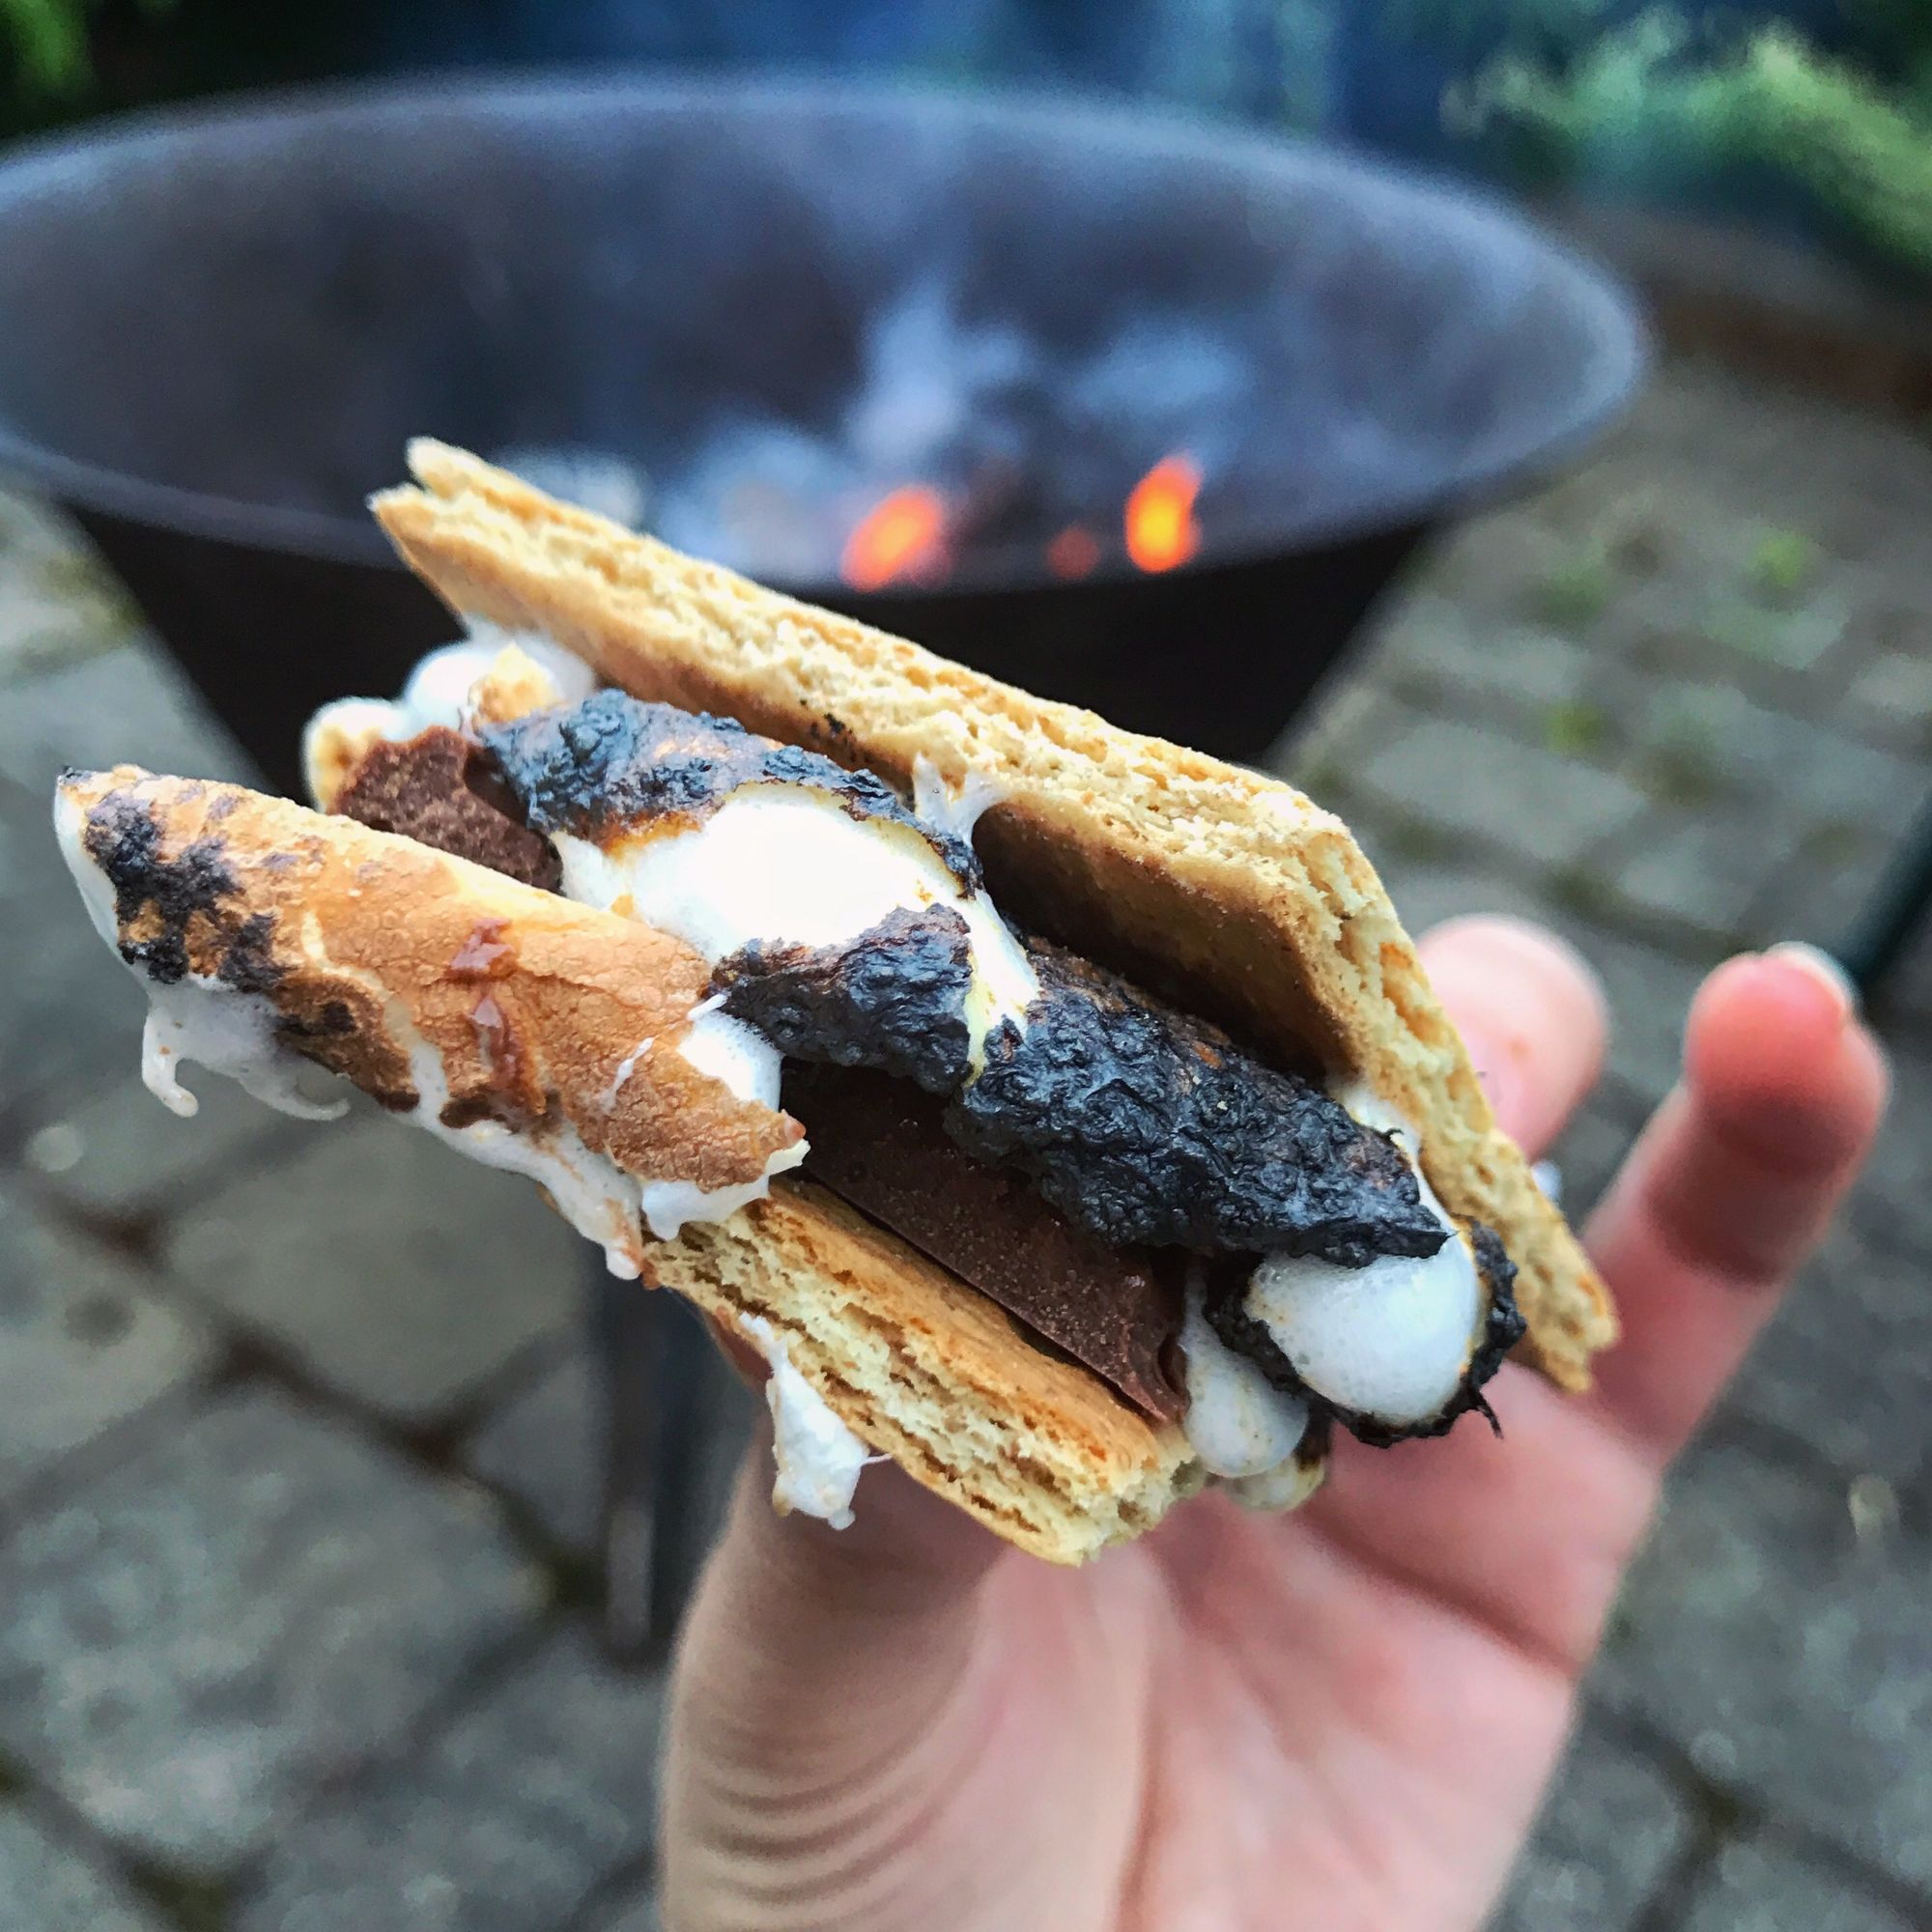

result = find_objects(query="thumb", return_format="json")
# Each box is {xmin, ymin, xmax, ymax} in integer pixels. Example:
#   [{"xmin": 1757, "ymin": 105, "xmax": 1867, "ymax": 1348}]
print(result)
[{"xmin": 664, "ymin": 1421, "xmax": 1008, "ymax": 1923}]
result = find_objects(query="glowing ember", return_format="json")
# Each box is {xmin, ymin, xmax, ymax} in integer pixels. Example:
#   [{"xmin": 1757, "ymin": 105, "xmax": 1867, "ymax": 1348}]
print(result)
[
  {"xmin": 1046, "ymin": 526, "xmax": 1101, "ymax": 581},
  {"xmin": 1124, "ymin": 454, "xmax": 1203, "ymax": 574},
  {"xmin": 841, "ymin": 486, "xmax": 949, "ymax": 590}
]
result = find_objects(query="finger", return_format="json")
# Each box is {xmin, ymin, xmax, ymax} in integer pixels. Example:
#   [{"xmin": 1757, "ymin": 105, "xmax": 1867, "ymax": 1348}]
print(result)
[
  {"xmin": 1419, "ymin": 915, "xmax": 1609, "ymax": 1155},
  {"xmin": 667, "ymin": 1423, "xmax": 1005, "ymax": 1860},
  {"xmin": 1585, "ymin": 944, "xmax": 1889, "ymax": 1460}
]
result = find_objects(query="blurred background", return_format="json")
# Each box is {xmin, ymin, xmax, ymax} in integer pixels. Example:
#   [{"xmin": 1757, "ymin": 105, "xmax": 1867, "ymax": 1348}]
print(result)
[{"xmin": 0, "ymin": 5, "xmax": 1927, "ymax": 1930}]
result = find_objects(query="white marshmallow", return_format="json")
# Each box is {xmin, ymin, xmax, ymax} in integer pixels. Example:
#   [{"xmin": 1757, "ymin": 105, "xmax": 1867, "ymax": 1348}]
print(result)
[
  {"xmin": 1179, "ymin": 1271, "xmax": 1310, "ymax": 1479},
  {"xmin": 738, "ymin": 1315, "xmax": 870, "ymax": 1529},
  {"xmin": 554, "ymin": 783, "xmax": 1038, "ymax": 1062}
]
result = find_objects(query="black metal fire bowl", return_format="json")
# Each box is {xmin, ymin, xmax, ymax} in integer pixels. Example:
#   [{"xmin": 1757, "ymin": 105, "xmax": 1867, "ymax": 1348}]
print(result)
[{"xmin": 0, "ymin": 76, "xmax": 1645, "ymax": 788}]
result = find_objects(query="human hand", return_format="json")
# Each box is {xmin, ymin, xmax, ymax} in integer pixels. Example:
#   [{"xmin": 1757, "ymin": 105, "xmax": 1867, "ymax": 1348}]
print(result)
[{"xmin": 661, "ymin": 918, "xmax": 1889, "ymax": 1932}]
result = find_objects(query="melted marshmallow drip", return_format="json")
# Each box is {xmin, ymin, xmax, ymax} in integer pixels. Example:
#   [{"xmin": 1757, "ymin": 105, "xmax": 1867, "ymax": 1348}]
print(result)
[
  {"xmin": 738, "ymin": 1315, "xmax": 869, "ymax": 1529},
  {"xmin": 140, "ymin": 979, "xmax": 348, "ymax": 1122},
  {"xmin": 911, "ymin": 753, "xmax": 1007, "ymax": 843},
  {"xmin": 638, "ymin": 1141, "xmax": 808, "ymax": 1243},
  {"xmin": 400, "ymin": 1035, "xmax": 647, "ymax": 1278},
  {"xmin": 554, "ymin": 784, "xmax": 1038, "ymax": 1057},
  {"xmin": 1179, "ymin": 1270, "xmax": 1309, "ymax": 1479}
]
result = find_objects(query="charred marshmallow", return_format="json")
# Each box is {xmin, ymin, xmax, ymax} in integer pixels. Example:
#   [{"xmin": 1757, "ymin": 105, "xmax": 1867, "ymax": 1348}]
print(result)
[
  {"xmin": 1241, "ymin": 1086, "xmax": 1486, "ymax": 1433},
  {"xmin": 552, "ymin": 786, "xmax": 1037, "ymax": 1065},
  {"xmin": 54, "ymin": 790, "xmax": 344, "ymax": 1124}
]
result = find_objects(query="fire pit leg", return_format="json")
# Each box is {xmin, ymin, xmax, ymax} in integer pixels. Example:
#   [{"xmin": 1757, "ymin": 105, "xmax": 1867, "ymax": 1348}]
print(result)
[
  {"xmin": 1842, "ymin": 792, "xmax": 1932, "ymax": 1000},
  {"xmin": 593, "ymin": 1273, "xmax": 706, "ymax": 1664}
]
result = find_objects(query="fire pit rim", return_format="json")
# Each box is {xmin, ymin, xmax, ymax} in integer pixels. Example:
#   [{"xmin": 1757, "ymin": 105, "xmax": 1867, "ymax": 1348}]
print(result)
[{"xmin": 0, "ymin": 70, "xmax": 1650, "ymax": 592}]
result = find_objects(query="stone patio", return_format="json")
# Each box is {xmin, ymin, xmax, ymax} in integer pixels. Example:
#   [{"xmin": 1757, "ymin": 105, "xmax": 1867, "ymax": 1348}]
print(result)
[{"xmin": 1, "ymin": 354, "xmax": 1927, "ymax": 1929}]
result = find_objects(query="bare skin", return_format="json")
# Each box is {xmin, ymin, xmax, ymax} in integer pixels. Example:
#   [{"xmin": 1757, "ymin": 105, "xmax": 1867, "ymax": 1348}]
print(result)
[{"xmin": 664, "ymin": 918, "xmax": 1889, "ymax": 1932}]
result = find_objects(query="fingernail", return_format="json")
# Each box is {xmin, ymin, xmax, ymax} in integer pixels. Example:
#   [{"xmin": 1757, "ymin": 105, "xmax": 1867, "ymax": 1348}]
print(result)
[{"xmin": 1767, "ymin": 942, "xmax": 1859, "ymax": 1022}]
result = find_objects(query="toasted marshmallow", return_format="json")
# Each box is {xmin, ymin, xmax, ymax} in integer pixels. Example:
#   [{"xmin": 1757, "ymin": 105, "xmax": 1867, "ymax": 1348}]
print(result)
[
  {"xmin": 1239, "ymin": 1087, "xmax": 1483, "ymax": 1431},
  {"xmin": 302, "ymin": 630, "xmax": 596, "ymax": 809},
  {"xmin": 554, "ymin": 782, "xmax": 1038, "ymax": 1065}
]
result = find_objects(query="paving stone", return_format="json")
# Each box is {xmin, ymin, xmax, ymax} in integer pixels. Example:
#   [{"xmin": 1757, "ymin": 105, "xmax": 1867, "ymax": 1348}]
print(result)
[
  {"xmin": 167, "ymin": 1111, "xmax": 583, "ymax": 1426},
  {"xmin": 1541, "ymin": 1095, "xmax": 1640, "ymax": 1223},
  {"xmin": 17, "ymin": 1065, "xmax": 323, "ymax": 1220},
  {"xmin": 467, "ymin": 1341, "xmax": 604, "ymax": 1556},
  {"xmin": 1679, "ymin": 1834, "xmax": 1922, "ymax": 1932},
  {"xmin": 0, "ymin": 566, "xmax": 131, "ymax": 681},
  {"xmin": 1604, "ymin": 810, "xmax": 1799, "ymax": 945},
  {"xmin": 1421, "ymin": 510, "xmax": 1579, "ymax": 620},
  {"xmin": 0, "ymin": 639, "xmax": 253, "ymax": 794},
  {"xmin": 1629, "ymin": 680, "xmax": 1929, "ymax": 829},
  {"xmin": 1846, "ymin": 649, "xmax": 1932, "ymax": 755},
  {"xmin": 1351, "ymin": 716, "xmax": 1648, "ymax": 868},
  {"xmin": 587, "ymin": 1884, "xmax": 662, "ymax": 1932},
  {"xmin": 0, "ymin": 1804, "xmax": 170, "ymax": 1932},
  {"xmin": 1373, "ymin": 599, "xmax": 1604, "ymax": 722},
  {"xmin": 0, "ymin": 1389, "xmax": 539, "ymax": 1867},
  {"xmin": 467, "ymin": 1299, "xmax": 758, "ymax": 1577},
  {"xmin": 0, "ymin": 1186, "xmax": 215, "ymax": 1506},
  {"xmin": 0, "ymin": 772, "xmax": 153, "ymax": 1107},
  {"xmin": 1540, "ymin": 919, "xmax": 1707, "ymax": 1109},
  {"xmin": 1848, "ymin": 1044, "xmax": 1932, "ymax": 1263},
  {"xmin": 1752, "ymin": 813, "xmax": 1898, "ymax": 961},
  {"xmin": 236, "ymin": 1627, "xmax": 664, "ymax": 1932},
  {"xmin": 1488, "ymin": 1719, "xmax": 1692, "ymax": 1932},
  {"xmin": 1270, "ymin": 673, "xmax": 1400, "ymax": 781},
  {"xmin": 1726, "ymin": 1224, "xmax": 1932, "ymax": 1485},
  {"xmin": 1361, "ymin": 855, "xmax": 1553, "ymax": 942},
  {"xmin": 1594, "ymin": 1435, "xmax": 1932, "ymax": 1891}
]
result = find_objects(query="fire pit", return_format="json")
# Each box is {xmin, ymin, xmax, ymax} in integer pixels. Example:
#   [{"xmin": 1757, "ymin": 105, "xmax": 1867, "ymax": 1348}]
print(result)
[{"xmin": 0, "ymin": 77, "xmax": 1644, "ymax": 786}]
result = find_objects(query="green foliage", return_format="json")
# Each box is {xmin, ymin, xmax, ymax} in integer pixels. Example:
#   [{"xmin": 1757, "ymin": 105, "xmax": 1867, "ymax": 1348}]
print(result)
[
  {"xmin": 1531, "ymin": 547, "xmax": 1615, "ymax": 628},
  {"xmin": 1540, "ymin": 699, "xmax": 1610, "ymax": 756},
  {"xmin": 1453, "ymin": 13, "xmax": 1932, "ymax": 277},
  {"xmin": 0, "ymin": 0, "xmax": 92, "ymax": 94},
  {"xmin": 1747, "ymin": 527, "xmax": 1821, "ymax": 602},
  {"xmin": 2, "ymin": 0, "xmax": 173, "ymax": 100}
]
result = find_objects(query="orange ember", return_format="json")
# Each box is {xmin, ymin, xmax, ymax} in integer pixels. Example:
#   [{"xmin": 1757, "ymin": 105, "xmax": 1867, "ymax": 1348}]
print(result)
[
  {"xmin": 1046, "ymin": 525, "xmax": 1101, "ymax": 581},
  {"xmin": 1123, "ymin": 454, "xmax": 1203, "ymax": 574},
  {"xmin": 841, "ymin": 485, "xmax": 948, "ymax": 590}
]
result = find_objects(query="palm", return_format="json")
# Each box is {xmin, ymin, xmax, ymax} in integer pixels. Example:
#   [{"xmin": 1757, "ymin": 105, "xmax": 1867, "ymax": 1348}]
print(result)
[
  {"xmin": 886, "ymin": 1366, "xmax": 1642, "ymax": 1932},
  {"xmin": 665, "ymin": 928, "xmax": 1884, "ymax": 1932}
]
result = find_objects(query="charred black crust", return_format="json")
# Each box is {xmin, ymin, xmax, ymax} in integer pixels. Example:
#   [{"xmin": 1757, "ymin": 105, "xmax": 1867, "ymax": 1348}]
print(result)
[
  {"xmin": 218, "ymin": 912, "xmax": 283, "ymax": 995},
  {"xmin": 716, "ymin": 907, "xmax": 976, "ymax": 1094},
  {"xmin": 1202, "ymin": 1225, "xmax": 1528, "ymax": 1447},
  {"xmin": 483, "ymin": 690, "xmax": 980, "ymax": 886},
  {"xmin": 945, "ymin": 938, "xmax": 1448, "ymax": 1264},
  {"xmin": 81, "ymin": 795, "xmax": 285, "ymax": 992}
]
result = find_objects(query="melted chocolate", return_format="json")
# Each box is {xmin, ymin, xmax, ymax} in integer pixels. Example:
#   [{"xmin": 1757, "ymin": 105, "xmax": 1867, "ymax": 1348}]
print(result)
[
  {"xmin": 794, "ymin": 1065, "xmax": 1184, "ymax": 1420},
  {"xmin": 333, "ymin": 728, "xmax": 561, "ymax": 892},
  {"xmin": 716, "ymin": 907, "xmax": 976, "ymax": 1095},
  {"xmin": 947, "ymin": 939, "xmax": 1447, "ymax": 1265}
]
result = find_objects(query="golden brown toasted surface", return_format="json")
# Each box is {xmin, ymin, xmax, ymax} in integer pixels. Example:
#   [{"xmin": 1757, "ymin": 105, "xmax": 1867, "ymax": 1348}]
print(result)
[
  {"xmin": 60, "ymin": 765, "xmax": 1190, "ymax": 1556},
  {"xmin": 56, "ymin": 767, "xmax": 801, "ymax": 1214},
  {"xmin": 662, "ymin": 1179, "xmax": 1197, "ymax": 1564},
  {"xmin": 375, "ymin": 441, "xmax": 1616, "ymax": 1387}
]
